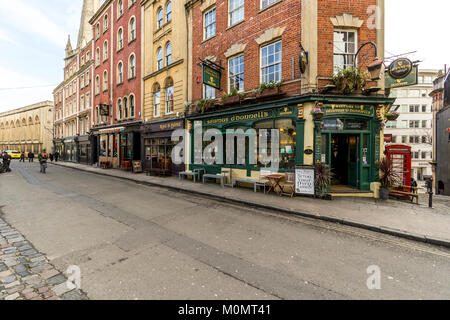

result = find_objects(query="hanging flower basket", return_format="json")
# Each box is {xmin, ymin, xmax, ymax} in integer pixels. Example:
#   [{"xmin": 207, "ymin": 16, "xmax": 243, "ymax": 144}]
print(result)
[
  {"xmin": 385, "ymin": 111, "xmax": 399, "ymax": 121},
  {"xmin": 311, "ymin": 107, "xmax": 324, "ymax": 120}
]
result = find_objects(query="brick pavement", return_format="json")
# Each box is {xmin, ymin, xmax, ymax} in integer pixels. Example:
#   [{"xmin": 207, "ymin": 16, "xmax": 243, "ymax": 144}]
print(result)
[{"xmin": 0, "ymin": 217, "xmax": 87, "ymax": 301}]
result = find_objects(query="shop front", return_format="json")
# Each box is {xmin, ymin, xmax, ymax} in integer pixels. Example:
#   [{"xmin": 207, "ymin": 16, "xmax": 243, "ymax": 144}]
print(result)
[
  {"xmin": 141, "ymin": 118, "xmax": 185, "ymax": 175},
  {"xmin": 78, "ymin": 135, "xmax": 93, "ymax": 165},
  {"xmin": 62, "ymin": 137, "xmax": 78, "ymax": 163},
  {"xmin": 313, "ymin": 103, "xmax": 384, "ymax": 192},
  {"xmin": 187, "ymin": 105, "xmax": 301, "ymax": 177},
  {"xmin": 186, "ymin": 95, "xmax": 394, "ymax": 194},
  {"xmin": 93, "ymin": 124, "xmax": 141, "ymax": 169}
]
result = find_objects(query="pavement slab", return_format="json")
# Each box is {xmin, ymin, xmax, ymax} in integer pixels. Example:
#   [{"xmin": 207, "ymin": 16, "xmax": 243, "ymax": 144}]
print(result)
[{"xmin": 0, "ymin": 217, "xmax": 88, "ymax": 301}]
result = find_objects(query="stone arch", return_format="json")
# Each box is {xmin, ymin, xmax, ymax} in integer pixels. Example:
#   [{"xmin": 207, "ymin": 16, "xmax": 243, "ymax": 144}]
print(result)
[
  {"xmin": 28, "ymin": 117, "xmax": 33, "ymax": 141},
  {"xmin": 34, "ymin": 116, "xmax": 40, "ymax": 140},
  {"xmin": 0, "ymin": 122, "xmax": 4, "ymax": 142},
  {"xmin": 15, "ymin": 120, "xmax": 21, "ymax": 142},
  {"xmin": 21, "ymin": 118, "xmax": 26, "ymax": 142}
]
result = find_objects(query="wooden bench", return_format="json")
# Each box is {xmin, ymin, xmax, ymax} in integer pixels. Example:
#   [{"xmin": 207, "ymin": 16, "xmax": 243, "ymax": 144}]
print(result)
[
  {"xmin": 100, "ymin": 161, "xmax": 112, "ymax": 169},
  {"xmin": 232, "ymin": 177, "xmax": 270, "ymax": 193},
  {"xmin": 390, "ymin": 185, "xmax": 421, "ymax": 204}
]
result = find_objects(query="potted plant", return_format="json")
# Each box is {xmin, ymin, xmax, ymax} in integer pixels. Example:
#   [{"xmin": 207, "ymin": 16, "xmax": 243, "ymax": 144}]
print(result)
[
  {"xmin": 195, "ymin": 98, "xmax": 215, "ymax": 114},
  {"xmin": 332, "ymin": 67, "xmax": 368, "ymax": 94},
  {"xmin": 221, "ymin": 89, "xmax": 241, "ymax": 105},
  {"xmin": 378, "ymin": 157, "xmax": 401, "ymax": 200},
  {"xmin": 257, "ymin": 80, "xmax": 283, "ymax": 98},
  {"xmin": 311, "ymin": 106, "xmax": 324, "ymax": 120},
  {"xmin": 315, "ymin": 163, "xmax": 333, "ymax": 198},
  {"xmin": 385, "ymin": 110, "xmax": 400, "ymax": 121}
]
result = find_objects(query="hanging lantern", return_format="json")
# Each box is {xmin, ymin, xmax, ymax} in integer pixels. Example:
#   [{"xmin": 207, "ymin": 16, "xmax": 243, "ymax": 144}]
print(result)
[{"xmin": 367, "ymin": 58, "xmax": 384, "ymax": 81}]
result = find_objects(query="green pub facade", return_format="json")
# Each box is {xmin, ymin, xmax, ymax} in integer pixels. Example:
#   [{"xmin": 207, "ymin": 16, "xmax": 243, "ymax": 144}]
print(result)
[{"xmin": 186, "ymin": 94, "xmax": 394, "ymax": 193}]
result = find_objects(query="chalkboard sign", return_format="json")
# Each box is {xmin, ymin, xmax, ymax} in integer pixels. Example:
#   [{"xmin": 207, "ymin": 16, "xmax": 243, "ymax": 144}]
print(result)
[
  {"xmin": 295, "ymin": 167, "xmax": 315, "ymax": 196},
  {"xmin": 132, "ymin": 161, "xmax": 143, "ymax": 173}
]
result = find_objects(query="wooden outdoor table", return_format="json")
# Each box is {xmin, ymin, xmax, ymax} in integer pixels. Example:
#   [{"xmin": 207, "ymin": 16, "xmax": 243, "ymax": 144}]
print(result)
[{"xmin": 266, "ymin": 174, "xmax": 285, "ymax": 196}]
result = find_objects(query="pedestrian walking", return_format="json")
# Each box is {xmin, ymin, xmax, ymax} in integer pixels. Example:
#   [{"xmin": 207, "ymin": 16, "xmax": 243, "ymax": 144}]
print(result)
[
  {"xmin": 20, "ymin": 152, "xmax": 25, "ymax": 162},
  {"xmin": 54, "ymin": 151, "xmax": 59, "ymax": 162},
  {"xmin": 38, "ymin": 150, "xmax": 49, "ymax": 174},
  {"xmin": 2, "ymin": 152, "xmax": 12, "ymax": 173},
  {"xmin": 28, "ymin": 151, "xmax": 35, "ymax": 162},
  {"xmin": 49, "ymin": 153, "xmax": 54, "ymax": 162}
]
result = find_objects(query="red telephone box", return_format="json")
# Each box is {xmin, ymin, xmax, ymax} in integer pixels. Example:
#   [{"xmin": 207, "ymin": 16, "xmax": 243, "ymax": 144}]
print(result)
[{"xmin": 386, "ymin": 145, "xmax": 412, "ymax": 186}]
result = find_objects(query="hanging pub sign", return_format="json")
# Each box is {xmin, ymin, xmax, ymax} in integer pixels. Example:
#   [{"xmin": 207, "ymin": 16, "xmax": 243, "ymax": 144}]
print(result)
[
  {"xmin": 388, "ymin": 58, "xmax": 413, "ymax": 79},
  {"xmin": 385, "ymin": 65, "xmax": 418, "ymax": 89},
  {"xmin": 202, "ymin": 64, "xmax": 221, "ymax": 90},
  {"xmin": 99, "ymin": 104, "xmax": 110, "ymax": 116},
  {"xmin": 299, "ymin": 48, "xmax": 309, "ymax": 74}
]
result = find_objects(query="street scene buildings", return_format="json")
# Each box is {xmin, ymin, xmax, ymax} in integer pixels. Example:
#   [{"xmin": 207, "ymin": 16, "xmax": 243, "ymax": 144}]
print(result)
[
  {"xmin": 385, "ymin": 69, "xmax": 438, "ymax": 191},
  {"xmin": 1, "ymin": 0, "xmax": 450, "ymax": 302}
]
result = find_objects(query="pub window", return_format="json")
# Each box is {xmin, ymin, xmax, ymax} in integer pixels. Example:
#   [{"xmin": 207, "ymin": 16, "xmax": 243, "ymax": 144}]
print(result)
[
  {"xmin": 333, "ymin": 30, "xmax": 357, "ymax": 73},
  {"xmin": 229, "ymin": 55, "xmax": 244, "ymax": 92},
  {"xmin": 166, "ymin": 1, "xmax": 172, "ymax": 22},
  {"xmin": 203, "ymin": 8, "xmax": 216, "ymax": 40},
  {"xmin": 261, "ymin": 41, "xmax": 282, "ymax": 83},
  {"xmin": 203, "ymin": 84, "xmax": 215, "ymax": 99},
  {"xmin": 100, "ymin": 135, "xmax": 106, "ymax": 156},
  {"xmin": 276, "ymin": 119, "xmax": 296, "ymax": 170},
  {"xmin": 229, "ymin": 0, "xmax": 244, "ymax": 26}
]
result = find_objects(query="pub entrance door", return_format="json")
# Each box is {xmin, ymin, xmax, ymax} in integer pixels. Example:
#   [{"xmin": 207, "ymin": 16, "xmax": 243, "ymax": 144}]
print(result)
[{"xmin": 330, "ymin": 134, "xmax": 360, "ymax": 188}]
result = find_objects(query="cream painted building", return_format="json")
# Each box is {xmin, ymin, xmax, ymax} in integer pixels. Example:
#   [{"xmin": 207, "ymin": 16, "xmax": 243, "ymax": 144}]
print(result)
[
  {"xmin": 140, "ymin": 0, "xmax": 190, "ymax": 174},
  {"xmin": 0, "ymin": 101, "xmax": 54, "ymax": 154}
]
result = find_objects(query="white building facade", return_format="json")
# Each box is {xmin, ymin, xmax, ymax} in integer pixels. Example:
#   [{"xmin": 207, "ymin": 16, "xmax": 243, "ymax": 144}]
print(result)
[{"xmin": 385, "ymin": 69, "xmax": 439, "ymax": 191}]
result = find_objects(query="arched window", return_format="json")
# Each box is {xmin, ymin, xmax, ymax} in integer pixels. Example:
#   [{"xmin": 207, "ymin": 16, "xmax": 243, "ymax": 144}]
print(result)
[
  {"xmin": 123, "ymin": 96, "xmax": 128, "ymax": 118},
  {"xmin": 166, "ymin": 2, "xmax": 172, "ymax": 22},
  {"xmin": 96, "ymin": 47, "xmax": 100, "ymax": 66},
  {"xmin": 165, "ymin": 42, "xmax": 172, "ymax": 66},
  {"xmin": 129, "ymin": 95, "xmax": 135, "ymax": 118},
  {"xmin": 165, "ymin": 78, "xmax": 174, "ymax": 114},
  {"xmin": 129, "ymin": 54, "xmax": 136, "ymax": 78},
  {"xmin": 96, "ymin": 23, "xmax": 100, "ymax": 39},
  {"xmin": 103, "ymin": 41, "xmax": 108, "ymax": 61},
  {"xmin": 118, "ymin": 0, "xmax": 124, "ymax": 17},
  {"xmin": 153, "ymin": 83, "xmax": 161, "ymax": 117},
  {"xmin": 118, "ymin": 28, "xmax": 124, "ymax": 50},
  {"xmin": 157, "ymin": 47, "xmax": 163, "ymax": 70},
  {"xmin": 118, "ymin": 99, "xmax": 122, "ymax": 120},
  {"xmin": 129, "ymin": 17, "xmax": 136, "ymax": 42},
  {"xmin": 117, "ymin": 62, "xmax": 123, "ymax": 84},
  {"xmin": 104, "ymin": 14, "xmax": 109, "ymax": 32},
  {"xmin": 103, "ymin": 70, "xmax": 108, "ymax": 91},
  {"xmin": 95, "ymin": 75, "xmax": 100, "ymax": 94},
  {"xmin": 157, "ymin": 7, "xmax": 163, "ymax": 28}
]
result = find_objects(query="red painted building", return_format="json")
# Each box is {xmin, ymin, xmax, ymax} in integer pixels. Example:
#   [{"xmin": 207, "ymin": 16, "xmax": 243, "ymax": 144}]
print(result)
[{"xmin": 89, "ymin": 0, "xmax": 142, "ymax": 169}]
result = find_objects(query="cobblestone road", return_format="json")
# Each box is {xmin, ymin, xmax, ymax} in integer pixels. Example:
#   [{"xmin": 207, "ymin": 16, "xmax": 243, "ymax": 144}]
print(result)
[{"xmin": 0, "ymin": 217, "xmax": 87, "ymax": 300}]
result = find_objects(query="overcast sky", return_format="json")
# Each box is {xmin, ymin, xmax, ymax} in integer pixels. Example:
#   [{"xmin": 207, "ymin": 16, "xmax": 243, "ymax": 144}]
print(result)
[{"xmin": 0, "ymin": 0, "xmax": 449, "ymax": 113}]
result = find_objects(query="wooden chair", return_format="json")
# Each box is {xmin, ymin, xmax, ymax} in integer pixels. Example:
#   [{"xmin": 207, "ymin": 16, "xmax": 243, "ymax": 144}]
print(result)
[{"xmin": 280, "ymin": 172, "xmax": 296, "ymax": 198}]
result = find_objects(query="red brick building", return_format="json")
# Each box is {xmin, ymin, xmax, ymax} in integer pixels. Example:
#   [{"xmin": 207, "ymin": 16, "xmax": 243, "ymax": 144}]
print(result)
[
  {"xmin": 89, "ymin": 0, "xmax": 142, "ymax": 169},
  {"xmin": 185, "ymin": 0, "xmax": 395, "ymax": 195},
  {"xmin": 53, "ymin": 0, "xmax": 99, "ymax": 164}
]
